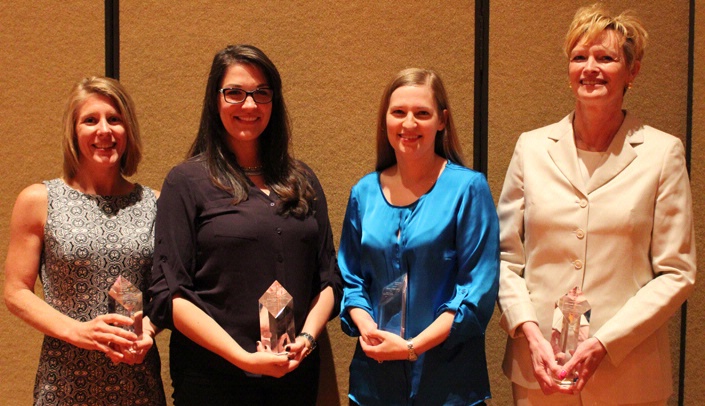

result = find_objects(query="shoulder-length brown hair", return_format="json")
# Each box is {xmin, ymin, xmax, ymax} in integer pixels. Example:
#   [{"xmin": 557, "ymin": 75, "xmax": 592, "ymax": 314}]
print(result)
[
  {"xmin": 62, "ymin": 76, "xmax": 142, "ymax": 179},
  {"xmin": 375, "ymin": 68, "xmax": 465, "ymax": 172},
  {"xmin": 189, "ymin": 44, "xmax": 314, "ymax": 219}
]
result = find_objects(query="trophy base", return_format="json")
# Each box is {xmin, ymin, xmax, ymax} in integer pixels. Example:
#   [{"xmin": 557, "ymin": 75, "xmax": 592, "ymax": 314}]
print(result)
[{"xmin": 554, "ymin": 377, "xmax": 578, "ymax": 387}]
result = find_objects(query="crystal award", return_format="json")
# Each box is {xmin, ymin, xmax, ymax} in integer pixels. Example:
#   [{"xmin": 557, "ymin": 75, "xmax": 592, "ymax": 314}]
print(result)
[
  {"xmin": 259, "ymin": 280, "xmax": 295, "ymax": 353},
  {"xmin": 377, "ymin": 273, "xmax": 408, "ymax": 338},
  {"xmin": 108, "ymin": 275, "xmax": 143, "ymax": 335},
  {"xmin": 550, "ymin": 286, "xmax": 591, "ymax": 386}
]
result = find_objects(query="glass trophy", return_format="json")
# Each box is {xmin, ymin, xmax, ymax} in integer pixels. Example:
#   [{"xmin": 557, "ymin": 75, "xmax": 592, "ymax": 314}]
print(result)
[
  {"xmin": 259, "ymin": 280, "xmax": 295, "ymax": 354},
  {"xmin": 550, "ymin": 286, "xmax": 591, "ymax": 386},
  {"xmin": 108, "ymin": 275, "xmax": 143, "ymax": 336},
  {"xmin": 377, "ymin": 273, "xmax": 408, "ymax": 338}
]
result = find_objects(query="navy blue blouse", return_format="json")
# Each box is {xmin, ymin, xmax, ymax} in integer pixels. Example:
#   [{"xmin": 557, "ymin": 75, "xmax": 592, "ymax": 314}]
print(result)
[
  {"xmin": 146, "ymin": 159, "xmax": 342, "ymax": 378},
  {"xmin": 339, "ymin": 162, "xmax": 499, "ymax": 405}
]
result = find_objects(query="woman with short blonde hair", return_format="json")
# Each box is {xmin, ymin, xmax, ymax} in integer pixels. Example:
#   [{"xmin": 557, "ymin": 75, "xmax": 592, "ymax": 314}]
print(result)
[{"xmin": 497, "ymin": 4, "xmax": 695, "ymax": 405}]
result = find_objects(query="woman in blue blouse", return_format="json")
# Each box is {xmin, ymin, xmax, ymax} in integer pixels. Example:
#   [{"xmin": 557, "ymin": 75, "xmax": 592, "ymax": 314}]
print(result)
[{"xmin": 339, "ymin": 68, "xmax": 499, "ymax": 405}]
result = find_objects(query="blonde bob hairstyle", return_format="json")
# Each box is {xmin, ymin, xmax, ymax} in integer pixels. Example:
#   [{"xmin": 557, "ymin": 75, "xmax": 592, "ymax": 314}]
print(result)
[
  {"xmin": 376, "ymin": 68, "xmax": 465, "ymax": 172},
  {"xmin": 62, "ymin": 76, "xmax": 142, "ymax": 179},
  {"xmin": 564, "ymin": 3, "xmax": 648, "ymax": 71}
]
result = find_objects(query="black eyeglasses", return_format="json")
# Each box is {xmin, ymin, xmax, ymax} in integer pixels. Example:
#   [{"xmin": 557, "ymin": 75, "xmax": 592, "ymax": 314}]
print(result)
[{"xmin": 219, "ymin": 87, "xmax": 274, "ymax": 104}]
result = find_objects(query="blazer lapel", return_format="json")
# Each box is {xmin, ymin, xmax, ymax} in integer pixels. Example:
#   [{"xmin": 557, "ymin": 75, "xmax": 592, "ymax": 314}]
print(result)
[
  {"xmin": 547, "ymin": 113, "xmax": 587, "ymax": 196},
  {"xmin": 585, "ymin": 112, "xmax": 641, "ymax": 193}
]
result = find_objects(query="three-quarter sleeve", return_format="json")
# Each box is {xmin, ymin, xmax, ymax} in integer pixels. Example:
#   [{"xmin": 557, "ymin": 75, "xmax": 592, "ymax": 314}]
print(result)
[
  {"xmin": 145, "ymin": 165, "xmax": 202, "ymax": 330},
  {"xmin": 438, "ymin": 174, "xmax": 500, "ymax": 348},
  {"xmin": 306, "ymin": 165, "xmax": 344, "ymax": 319},
  {"xmin": 338, "ymin": 188, "xmax": 369, "ymax": 337}
]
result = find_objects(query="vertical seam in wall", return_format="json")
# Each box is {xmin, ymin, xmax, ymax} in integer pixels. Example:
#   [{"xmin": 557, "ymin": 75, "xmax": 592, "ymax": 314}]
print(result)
[
  {"xmin": 473, "ymin": 0, "xmax": 489, "ymax": 175},
  {"xmin": 685, "ymin": 1, "xmax": 694, "ymax": 175},
  {"xmin": 679, "ymin": 1, "xmax": 695, "ymax": 406},
  {"xmin": 105, "ymin": 0, "xmax": 119, "ymax": 80}
]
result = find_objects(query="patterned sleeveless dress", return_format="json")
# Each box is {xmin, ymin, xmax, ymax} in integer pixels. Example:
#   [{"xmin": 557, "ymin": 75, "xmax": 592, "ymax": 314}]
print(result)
[{"xmin": 34, "ymin": 179, "xmax": 165, "ymax": 405}]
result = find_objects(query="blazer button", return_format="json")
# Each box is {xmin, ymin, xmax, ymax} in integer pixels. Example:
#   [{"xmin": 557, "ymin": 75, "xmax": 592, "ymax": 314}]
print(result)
[
  {"xmin": 573, "ymin": 260, "xmax": 583, "ymax": 270},
  {"xmin": 575, "ymin": 229, "xmax": 585, "ymax": 239},
  {"xmin": 579, "ymin": 199, "xmax": 588, "ymax": 208}
]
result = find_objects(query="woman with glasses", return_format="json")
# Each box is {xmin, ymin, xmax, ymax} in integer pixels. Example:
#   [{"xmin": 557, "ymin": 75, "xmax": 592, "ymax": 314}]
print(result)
[
  {"xmin": 3, "ymin": 76, "xmax": 166, "ymax": 405},
  {"xmin": 145, "ymin": 44, "xmax": 342, "ymax": 405}
]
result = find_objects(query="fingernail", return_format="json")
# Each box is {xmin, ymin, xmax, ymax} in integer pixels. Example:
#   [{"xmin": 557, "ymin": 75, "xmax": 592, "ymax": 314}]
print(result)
[{"xmin": 559, "ymin": 370, "xmax": 567, "ymax": 379}]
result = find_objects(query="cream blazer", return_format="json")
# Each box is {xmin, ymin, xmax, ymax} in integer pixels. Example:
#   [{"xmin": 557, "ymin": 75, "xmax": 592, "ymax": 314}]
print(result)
[{"xmin": 497, "ymin": 112, "xmax": 696, "ymax": 404}]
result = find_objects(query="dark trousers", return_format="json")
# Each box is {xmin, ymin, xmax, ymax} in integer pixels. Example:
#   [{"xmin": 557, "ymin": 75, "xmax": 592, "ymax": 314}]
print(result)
[{"xmin": 172, "ymin": 356, "xmax": 319, "ymax": 406}]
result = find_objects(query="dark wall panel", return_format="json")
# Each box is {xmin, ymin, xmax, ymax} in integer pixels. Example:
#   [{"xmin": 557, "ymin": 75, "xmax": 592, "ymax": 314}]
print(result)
[{"xmin": 685, "ymin": 2, "xmax": 704, "ymax": 405}]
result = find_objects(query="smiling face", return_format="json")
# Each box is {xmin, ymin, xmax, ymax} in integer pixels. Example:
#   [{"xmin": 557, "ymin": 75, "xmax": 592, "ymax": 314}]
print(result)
[
  {"xmin": 74, "ymin": 93, "xmax": 127, "ymax": 172},
  {"xmin": 568, "ymin": 29, "xmax": 640, "ymax": 109},
  {"xmin": 385, "ymin": 84, "xmax": 446, "ymax": 163},
  {"xmin": 218, "ymin": 63, "xmax": 273, "ymax": 152}
]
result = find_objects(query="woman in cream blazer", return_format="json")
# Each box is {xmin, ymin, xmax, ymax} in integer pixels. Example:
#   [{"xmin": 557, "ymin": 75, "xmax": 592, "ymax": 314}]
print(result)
[{"xmin": 497, "ymin": 4, "xmax": 696, "ymax": 406}]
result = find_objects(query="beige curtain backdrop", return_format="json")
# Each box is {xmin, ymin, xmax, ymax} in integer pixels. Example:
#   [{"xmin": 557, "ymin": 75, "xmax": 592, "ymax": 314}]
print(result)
[{"xmin": 0, "ymin": 1, "xmax": 701, "ymax": 405}]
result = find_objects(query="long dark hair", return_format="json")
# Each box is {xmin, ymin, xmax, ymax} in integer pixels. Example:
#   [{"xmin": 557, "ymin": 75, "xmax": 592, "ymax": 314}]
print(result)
[
  {"xmin": 189, "ymin": 44, "xmax": 314, "ymax": 218},
  {"xmin": 375, "ymin": 68, "xmax": 465, "ymax": 172}
]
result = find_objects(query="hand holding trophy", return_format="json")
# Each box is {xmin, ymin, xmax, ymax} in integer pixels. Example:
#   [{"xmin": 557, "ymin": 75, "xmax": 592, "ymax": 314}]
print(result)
[
  {"xmin": 550, "ymin": 286, "xmax": 591, "ymax": 387},
  {"xmin": 378, "ymin": 273, "xmax": 408, "ymax": 338},
  {"xmin": 259, "ymin": 280, "xmax": 296, "ymax": 354},
  {"xmin": 108, "ymin": 275, "xmax": 143, "ymax": 336}
]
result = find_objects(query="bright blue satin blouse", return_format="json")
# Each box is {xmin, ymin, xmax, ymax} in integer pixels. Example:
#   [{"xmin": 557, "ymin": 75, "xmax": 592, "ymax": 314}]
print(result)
[{"xmin": 339, "ymin": 162, "xmax": 499, "ymax": 406}]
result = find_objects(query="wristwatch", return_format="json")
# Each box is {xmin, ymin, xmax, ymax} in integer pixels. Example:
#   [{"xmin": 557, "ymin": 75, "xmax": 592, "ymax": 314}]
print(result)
[
  {"xmin": 406, "ymin": 340, "xmax": 418, "ymax": 361},
  {"xmin": 297, "ymin": 332, "xmax": 317, "ymax": 352}
]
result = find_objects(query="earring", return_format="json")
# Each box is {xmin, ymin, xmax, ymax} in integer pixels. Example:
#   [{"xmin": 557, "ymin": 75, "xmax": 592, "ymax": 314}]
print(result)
[{"xmin": 628, "ymin": 82, "xmax": 633, "ymax": 90}]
